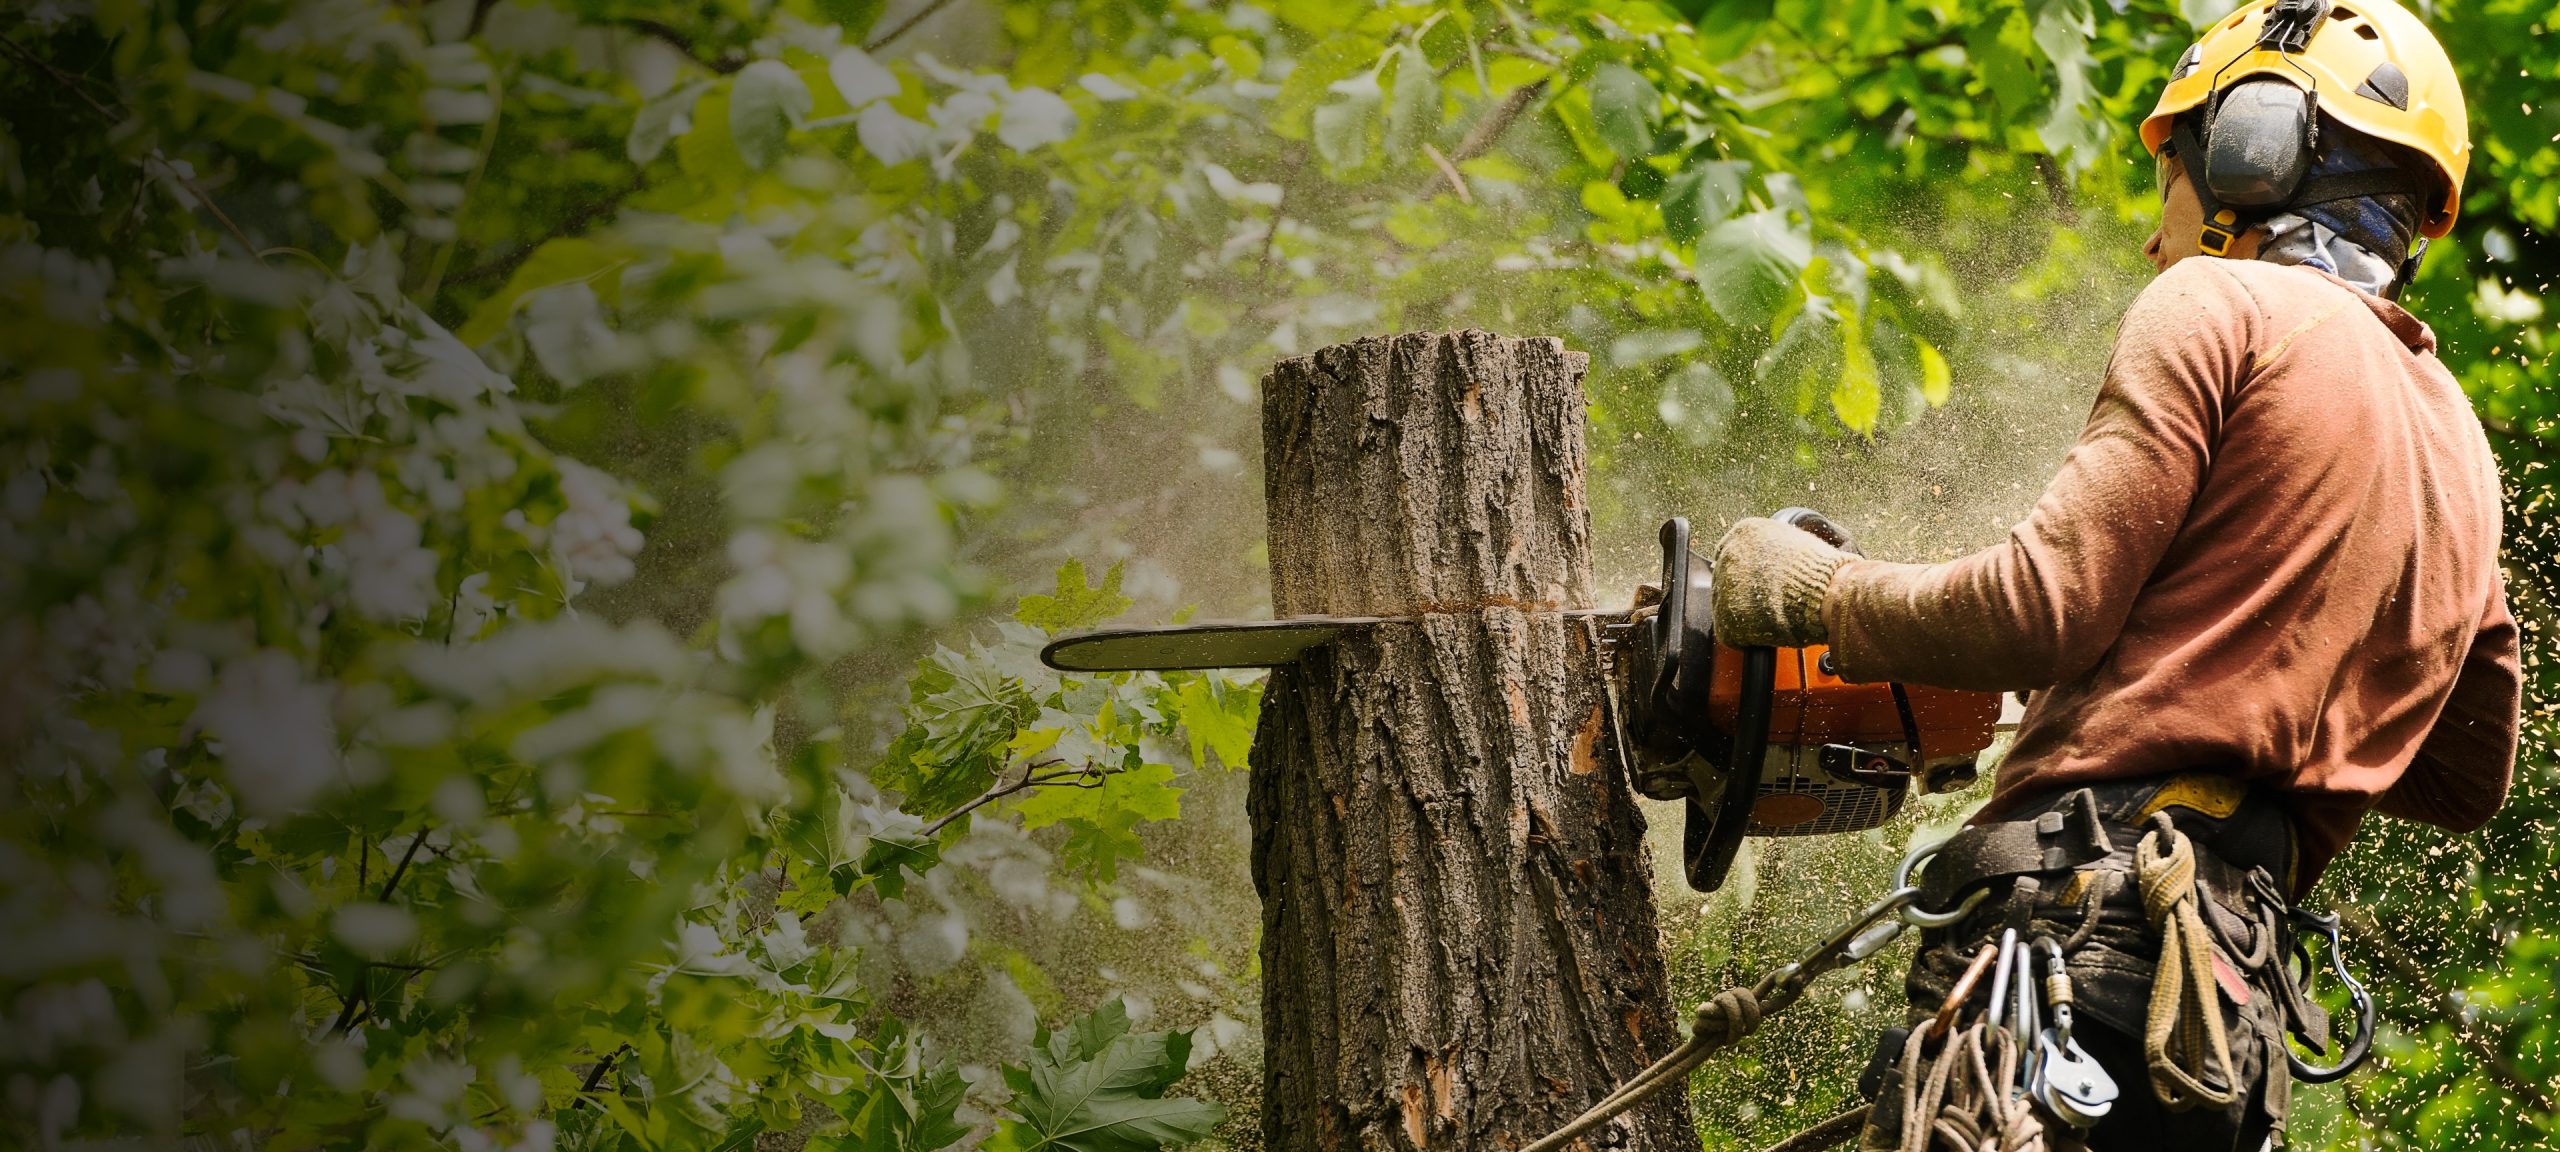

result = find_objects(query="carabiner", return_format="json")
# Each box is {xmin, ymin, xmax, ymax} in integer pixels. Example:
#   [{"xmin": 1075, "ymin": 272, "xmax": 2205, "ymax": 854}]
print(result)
[
  {"xmin": 2284, "ymin": 909, "xmax": 2375, "ymax": 1083},
  {"xmin": 1892, "ymin": 839, "xmax": 1992, "ymax": 928}
]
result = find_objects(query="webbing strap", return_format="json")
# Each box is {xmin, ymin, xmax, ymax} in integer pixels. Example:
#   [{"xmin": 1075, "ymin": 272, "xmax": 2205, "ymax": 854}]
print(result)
[
  {"xmin": 2137, "ymin": 816, "xmax": 2240, "ymax": 1110},
  {"xmin": 1917, "ymin": 791, "xmax": 2114, "ymax": 908}
]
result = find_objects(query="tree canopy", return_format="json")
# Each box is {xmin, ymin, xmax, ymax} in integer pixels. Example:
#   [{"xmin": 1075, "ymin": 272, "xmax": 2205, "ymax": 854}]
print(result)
[{"xmin": 0, "ymin": 0, "xmax": 2552, "ymax": 1148}]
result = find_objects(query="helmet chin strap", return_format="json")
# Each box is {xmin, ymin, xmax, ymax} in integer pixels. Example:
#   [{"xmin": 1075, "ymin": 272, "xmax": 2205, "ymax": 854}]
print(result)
[
  {"xmin": 2169, "ymin": 118, "xmax": 2427, "ymax": 292},
  {"xmin": 2171, "ymin": 121, "xmax": 2248, "ymax": 258},
  {"xmin": 2386, "ymin": 237, "xmax": 2427, "ymax": 301}
]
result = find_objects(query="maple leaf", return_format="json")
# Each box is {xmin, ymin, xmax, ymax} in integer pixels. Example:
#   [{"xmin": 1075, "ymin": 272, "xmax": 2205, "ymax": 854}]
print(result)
[
  {"xmin": 1014, "ymin": 560, "xmax": 1134, "ymax": 635},
  {"xmin": 990, "ymin": 1000, "xmax": 1224, "ymax": 1152}
]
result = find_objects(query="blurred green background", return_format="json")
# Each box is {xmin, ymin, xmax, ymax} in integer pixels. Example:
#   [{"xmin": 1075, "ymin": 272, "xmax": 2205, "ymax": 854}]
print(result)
[{"xmin": 0, "ymin": 0, "xmax": 2552, "ymax": 1147}]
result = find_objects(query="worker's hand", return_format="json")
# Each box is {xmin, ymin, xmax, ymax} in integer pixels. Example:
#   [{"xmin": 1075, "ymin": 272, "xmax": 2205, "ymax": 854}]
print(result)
[{"xmin": 1709, "ymin": 517, "xmax": 1852, "ymax": 648}]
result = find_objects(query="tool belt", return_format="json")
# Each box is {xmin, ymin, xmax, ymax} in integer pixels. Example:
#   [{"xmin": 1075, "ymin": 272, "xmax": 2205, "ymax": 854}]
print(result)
[{"xmin": 1889, "ymin": 773, "xmax": 2349, "ymax": 1141}]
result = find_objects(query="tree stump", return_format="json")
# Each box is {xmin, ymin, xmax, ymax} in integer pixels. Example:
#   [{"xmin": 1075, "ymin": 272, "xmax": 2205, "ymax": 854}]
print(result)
[{"xmin": 1250, "ymin": 331, "xmax": 1698, "ymax": 1152}]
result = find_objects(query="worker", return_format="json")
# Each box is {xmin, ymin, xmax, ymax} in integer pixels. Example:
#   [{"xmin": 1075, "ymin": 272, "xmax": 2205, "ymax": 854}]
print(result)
[{"xmin": 1706, "ymin": 1, "xmax": 2519, "ymax": 1149}]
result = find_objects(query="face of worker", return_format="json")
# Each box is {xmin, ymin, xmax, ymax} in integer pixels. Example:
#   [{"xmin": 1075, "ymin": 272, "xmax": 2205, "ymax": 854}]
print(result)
[{"xmin": 2146, "ymin": 151, "xmax": 2260, "ymax": 272}]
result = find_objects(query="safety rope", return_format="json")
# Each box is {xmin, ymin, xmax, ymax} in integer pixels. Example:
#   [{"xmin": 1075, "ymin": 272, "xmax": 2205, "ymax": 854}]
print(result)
[
  {"xmin": 2134, "ymin": 814, "xmax": 2238, "ymax": 1110},
  {"xmin": 1516, "ymin": 854, "xmax": 1989, "ymax": 1152},
  {"xmin": 1760, "ymin": 1104, "xmax": 1874, "ymax": 1152},
  {"xmin": 1515, "ymin": 987, "xmax": 1766, "ymax": 1152},
  {"xmin": 1892, "ymin": 1019, "xmax": 2045, "ymax": 1152}
]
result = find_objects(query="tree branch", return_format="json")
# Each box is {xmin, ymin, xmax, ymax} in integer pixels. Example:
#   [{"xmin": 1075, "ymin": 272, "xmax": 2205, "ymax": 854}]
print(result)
[
  {"xmin": 2032, "ymin": 154, "xmax": 2078, "ymax": 223},
  {"xmin": 148, "ymin": 155, "xmax": 264, "ymax": 261},
  {"xmin": 1450, "ymin": 77, "xmax": 1550, "ymax": 165},
  {"xmin": 1759, "ymin": 1104, "xmax": 1871, "ymax": 1152},
  {"xmin": 618, "ymin": 18, "xmax": 744, "ymax": 74},
  {"xmin": 864, "ymin": 0, "xmax": 959, "ymax": 53},
  {"xmin": 2480, "ymin": 412, "xmax": 2557, "ymax": 447},
  {"xmin": 1421, "ymin": 142, "xmax": 1473, "ymax": 204},
  {"xmin": 3, "ymin": 36, "xmax": 270, "ymax": 259},
  {"xmin": 573, "ymin": 1043, "xmax": 635, "ymax": 1108},
  {"xmin": 2335, "ymin": 905, "xmax": 2557, "ymax": 1115},
  {"xmin": 328, "ymin": 825, "xmax": 435, "ymax": 1035},
  {"xmin": 0, "ymin": 34, "xmax": 122, "ymax": 119},
  {"xmin": 920, "ymin": 759, "xmax": 1101, "ymax": 837},
  {"xmin": 443, "ymin": 178, "xmax": 642, "ymax": 295}
]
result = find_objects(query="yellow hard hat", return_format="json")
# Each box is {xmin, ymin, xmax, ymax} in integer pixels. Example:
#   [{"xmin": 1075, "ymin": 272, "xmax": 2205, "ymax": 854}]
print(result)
[{"xmin": 2140, "ymin": 0, "xmax": 2468, "ymax": 239}]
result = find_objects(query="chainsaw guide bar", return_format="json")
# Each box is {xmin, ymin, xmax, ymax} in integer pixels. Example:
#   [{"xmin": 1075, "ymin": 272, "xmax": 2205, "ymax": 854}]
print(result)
[
  {"xmin": 1038, "ymin": 509, "xmax": 2003, "ymax": 897},
  {"xmin": 1038, "ymin": 609, "xmax": 1621, "ymax": 672}
]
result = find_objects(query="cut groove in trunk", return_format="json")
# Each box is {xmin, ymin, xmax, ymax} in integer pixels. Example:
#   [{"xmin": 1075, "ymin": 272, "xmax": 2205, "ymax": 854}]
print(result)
[{"xmin": 1250, "ymin": 330, "xmax": 1699, "ymax": 1152}]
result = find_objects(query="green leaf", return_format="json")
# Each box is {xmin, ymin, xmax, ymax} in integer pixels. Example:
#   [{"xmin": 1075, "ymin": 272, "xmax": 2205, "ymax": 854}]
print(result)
[
  {"xmin": 1312, "ymin": 78, "xmax": 1380, "ymax": 172},
  {"xmin": 1012, "ymin": 763, "xmax": 1183, "ymax": 881},
  {"xmin": 2180, "ymin": 0, "xmax": 2244, "ymax": 29},
  {"xmin": 1015, "ymin": 561, "xmax": 1134, "ymax": 635},
  {"xmin": 1384, "ymin": 43, "xmax": 1439, "ymax": 161},
  {"xmin": 1833, "ymin": 318, "xmax": 1882, "ymax": 437},
  {"xmin": 1966, "ymin": 10, "xmax": 2041, "ymax": 120},
  {"xmin": 730, "ymin": 61, "xmax": 813, "ymax": 170},
  {"xmin": 1172, "ymin": 679, "xmax": 1256, "ymax": 769},
  {"xmin": 1695, "ymin": 210, "xmax": 1811, "ymax": 329},
  {"xmin": 1209, "ymin": 35, "xmax": 1262, "ymax": 80},
  {"xmin": 1662, "ymin": 160, "xmax": 1750, "ymax": 247},
  {"xmin": 875, "ymin": 643, "xmax": 1028, "ymax": 817},
  {"xmin": 860, "ymin": 833, "xmax": 941, "ymax": 901},
  {"xmin": 992, "ymin": 1000, "xmax": 1224, "ymax": 1152},
  {"xmin": 1657, "ymin": 361, "xmax": 1736, "ymax": 446},
  {"xmin": 814, "ymin": 0, "xmax": 888, "ymax": 40},
  {"xmin": 833, "ymin": 1027, "xmax": 970, "ymax": 1152},
  {"xmin": 1914, "ymin": 337, "xmax": 1952, "ymax": 407},
  {"xmin": 2031, "ymin": 0, "xmax": 2101, "ymax": 158},
  {"xmin": 629, "ymin": 81, "xmax": 711, "ymax": 166},
  {"xmin": 679, "ymin": 88, "xmax": 745, "ymax": 193},
  {"xmin": 1274, "ymin": 0, "xmax": 1365, "ymax": 36},
  {"xmin": 457, "ymin": 237, "xmax": 630, "ymax": 347},
  {"xmin": 1271, "ymin": 36, "xmax": 1379, "ymax": 141},
  {"xmin": 1586, "ymin": 63, "xmax": 1658, "ymax": 159}
]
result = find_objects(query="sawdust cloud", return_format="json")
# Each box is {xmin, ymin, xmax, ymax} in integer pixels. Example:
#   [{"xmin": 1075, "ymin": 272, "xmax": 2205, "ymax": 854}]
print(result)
[{"xmin": 962, "ymin": 189, "xmax": 2169, "ymax": 1148}]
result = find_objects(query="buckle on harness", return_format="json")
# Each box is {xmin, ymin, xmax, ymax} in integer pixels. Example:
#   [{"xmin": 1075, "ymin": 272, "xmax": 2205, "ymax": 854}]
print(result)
[{"xmin": 2198, "ymin": 209, "xmax": 2242, "ymax": 256}]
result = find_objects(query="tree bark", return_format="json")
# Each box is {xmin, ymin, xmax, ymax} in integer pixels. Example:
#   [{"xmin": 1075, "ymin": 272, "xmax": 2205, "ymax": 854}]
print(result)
[{"xmin": 1250, "ymin": 330, "xmax": 1698, "ymax": 1152}]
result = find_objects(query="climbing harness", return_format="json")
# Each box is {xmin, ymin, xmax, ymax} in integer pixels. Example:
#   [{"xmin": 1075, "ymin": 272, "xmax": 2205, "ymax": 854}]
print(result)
[
  {"xmin": 1882, "ymin": 866, "xmax": 2128, "ymax": 1152},
  {"xmin": 1521, "ymin": 777, "xmax": 2381, "ymax": 1152},
  {"xmin": 1869, "ymin": 780, "xmax": 2380, "ymax": 1150},
  {"xmin": 1516, "ymin": 842, "xmax": 1990, "ymax": 1152}
]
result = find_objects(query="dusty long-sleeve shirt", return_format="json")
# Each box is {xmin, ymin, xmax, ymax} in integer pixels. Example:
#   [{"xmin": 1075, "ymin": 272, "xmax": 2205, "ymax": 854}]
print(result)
[{"xmin": 1823, "ymin": 257, "xmax": 2519, "ymax": 890}]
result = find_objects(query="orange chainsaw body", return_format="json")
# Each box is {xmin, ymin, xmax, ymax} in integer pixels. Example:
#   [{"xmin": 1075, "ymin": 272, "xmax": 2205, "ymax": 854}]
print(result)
[{"xmin": 1706, "ymin": 641, "xmax": 2001, "ymax": 768}]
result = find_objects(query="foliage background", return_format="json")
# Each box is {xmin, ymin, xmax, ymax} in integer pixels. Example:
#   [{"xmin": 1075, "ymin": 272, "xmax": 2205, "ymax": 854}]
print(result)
[{"xmin": 0, "ymin": 0, "xmax": 2553, "ymax": 1148}]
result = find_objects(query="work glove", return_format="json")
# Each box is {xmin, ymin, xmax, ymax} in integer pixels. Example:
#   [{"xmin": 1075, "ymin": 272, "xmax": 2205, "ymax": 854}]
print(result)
[{"xmin": 1709, "ymin": 517, "xmax": 1851, "ymax": 648}]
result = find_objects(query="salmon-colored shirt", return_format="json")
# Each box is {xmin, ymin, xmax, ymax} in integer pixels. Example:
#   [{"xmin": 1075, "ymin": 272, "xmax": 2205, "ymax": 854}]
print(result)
[{"xmin": 1823, "ymin": 257, "xmax": 2519, "ymax": 889}]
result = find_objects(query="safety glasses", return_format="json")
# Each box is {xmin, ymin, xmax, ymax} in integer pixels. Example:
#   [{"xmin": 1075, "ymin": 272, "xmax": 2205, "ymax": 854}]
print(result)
[{"xmin": 2155, "ymin": 142, "xmax": 2182, "ymax": 204}]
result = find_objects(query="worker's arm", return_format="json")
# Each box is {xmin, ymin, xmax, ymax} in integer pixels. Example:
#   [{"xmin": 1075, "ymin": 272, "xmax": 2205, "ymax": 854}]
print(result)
[
  {"xmin": 2376, "ymin": 587, "xmax": 2522, "ymax": 831},
  {"xmin": 1822, "ymin": 258, "xmax": 2254, "ymax": 691}
]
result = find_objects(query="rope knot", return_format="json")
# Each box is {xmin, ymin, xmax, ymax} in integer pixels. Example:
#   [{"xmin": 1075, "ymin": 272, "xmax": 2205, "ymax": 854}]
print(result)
[{"xmin": 1692, "ymin": 987, "xmax": 1763, "ymax": 1042}]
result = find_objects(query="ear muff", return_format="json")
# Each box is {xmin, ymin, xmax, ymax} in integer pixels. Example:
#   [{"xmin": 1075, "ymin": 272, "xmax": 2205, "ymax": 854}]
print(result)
[
  {"xmin": 2203, "ymin": 78, "xmax": 2315, "ymax": 207},
  {"xmin": 2141, "ymin": 0, "xmax": 2469, "ymax": 238}
]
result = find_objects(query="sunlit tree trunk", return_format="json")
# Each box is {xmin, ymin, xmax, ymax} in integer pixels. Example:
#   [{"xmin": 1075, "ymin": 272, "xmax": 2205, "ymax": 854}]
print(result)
[{"xmin": 1249, "ymin": 331, "xmax": 1699, "ymax": 1152}]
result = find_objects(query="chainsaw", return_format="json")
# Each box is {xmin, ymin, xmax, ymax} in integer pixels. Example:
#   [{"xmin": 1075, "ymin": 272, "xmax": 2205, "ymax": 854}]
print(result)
[{"xmin": 1039, "ymin": 508, "xmax": 2002, "ymax": 892}]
